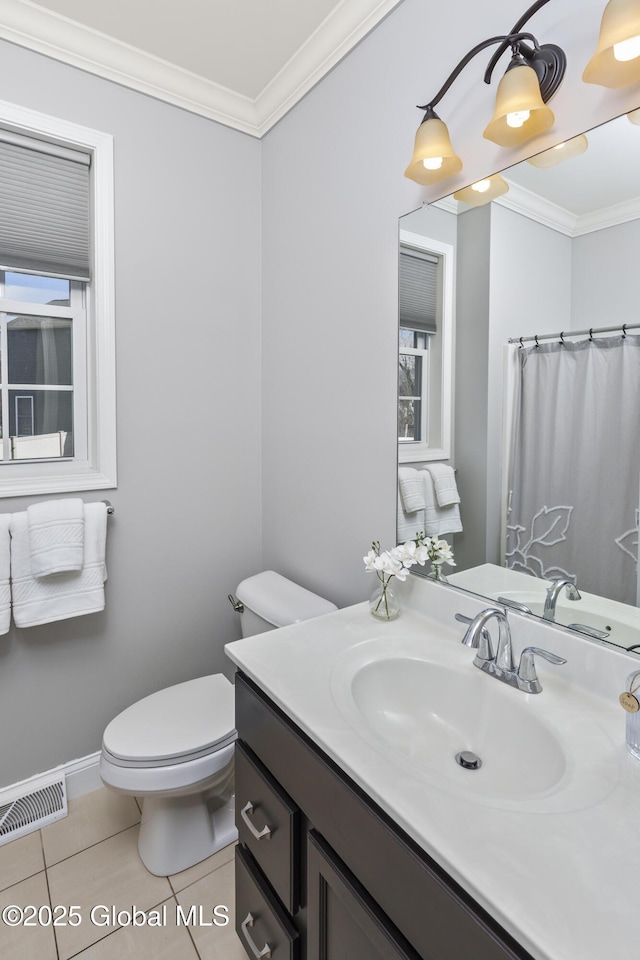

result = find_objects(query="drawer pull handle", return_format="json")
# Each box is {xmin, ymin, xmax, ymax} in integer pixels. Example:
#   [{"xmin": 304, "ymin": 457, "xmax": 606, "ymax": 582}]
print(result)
[
  {"xmin": 241, "ymin": 911, "xmax": 272, "ymax": 959},
  {"xmin": 241, "ymin": 801, "xmax": 272, "ymax": 840}
]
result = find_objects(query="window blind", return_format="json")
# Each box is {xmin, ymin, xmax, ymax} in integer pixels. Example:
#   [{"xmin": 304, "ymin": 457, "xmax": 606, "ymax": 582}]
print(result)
[
  {"xmin": 399, "ymin": 247, "xmax": 438, "ymax": 334},
  {"xmin": 0, "ymin": 134, "xmax": 90, "ymax": 281}
]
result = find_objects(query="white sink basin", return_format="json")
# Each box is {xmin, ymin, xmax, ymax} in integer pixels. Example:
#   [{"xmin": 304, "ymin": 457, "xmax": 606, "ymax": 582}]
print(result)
[
  {"xmin": 331, "ymin": 635, "xmax": 618, "ymax": 813},
  {"xmin": 498, "ymin": 590, "xmax": 640, "ymax": 649}
]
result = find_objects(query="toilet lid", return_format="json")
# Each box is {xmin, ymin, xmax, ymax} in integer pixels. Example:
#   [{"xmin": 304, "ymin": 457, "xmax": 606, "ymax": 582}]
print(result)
[{"xmin": 102, "ymin": 675, "xmax": 235, "ymax": 764}]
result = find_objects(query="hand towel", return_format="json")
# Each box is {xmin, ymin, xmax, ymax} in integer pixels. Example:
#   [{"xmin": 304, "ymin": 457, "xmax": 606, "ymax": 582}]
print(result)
[
  {"xmin": 423, "ymin": 463, "xmax": 461, "ymax": 507},
  {"xmin": 27, "ymin": 498, "xmax": 84, "ymax": 578},
  {"xmin": 421, "ymin": 469, "xmax": 463, "ymax": 536},
  {"xmin": 10, "ymin": 502, "xmax": 108, "ymax": 628},
  {"xmin": 0, "ymin": 514, "xmax": 11, "ymax": 634},
  {"xmin": 398, "ymin": 467, "xmax": 426, "ymax": 514},
  {"xmin": 397, "ymin": 494, "xmax": 425, "ymax": 542}
]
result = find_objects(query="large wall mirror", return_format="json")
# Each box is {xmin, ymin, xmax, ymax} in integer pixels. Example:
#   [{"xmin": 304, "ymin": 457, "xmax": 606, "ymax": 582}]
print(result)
[{"xmin": 398, "ymin": 106, "xmax": 640, "ymax": 654}]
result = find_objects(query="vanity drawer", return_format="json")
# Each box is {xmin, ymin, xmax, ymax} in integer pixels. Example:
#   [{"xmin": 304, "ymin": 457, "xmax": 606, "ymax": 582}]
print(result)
[
  {"xmin": 236, "ymin": 844, "xmax": 300, "ymax": 960},
  {"xmin": 236, "ymin": 740, "xmax": 300, "ymax": 914}
]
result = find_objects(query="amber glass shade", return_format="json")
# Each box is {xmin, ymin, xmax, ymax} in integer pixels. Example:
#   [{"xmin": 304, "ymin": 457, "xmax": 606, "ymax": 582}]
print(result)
[
  {"xmin": 583, "ymin": 0, "xmax": 640, "ymax": 88},
  {"xmin": 404, "ymin": 117, "xmax": 463, "ymax": 185},
  {"xmin": 483, "ymin": 63, "xmax": 554, "ymax": 147},
  {"xmin": 628, "ymin": 106, "xmax": 640, "ymax": 124},
  {"xmin": 526, "ymin": 134, "xmax": 589, "ymax": 168},
  {"xmin": 453, "ymin": 174, "xmax": 509, "ymax": 206}
]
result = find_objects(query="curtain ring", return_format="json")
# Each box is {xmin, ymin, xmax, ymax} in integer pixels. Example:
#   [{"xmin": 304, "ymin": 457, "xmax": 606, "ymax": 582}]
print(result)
[
  {"xmin": 589, "ymin": 328, "xmax": 594, "ymax": 342},
  {"xmin": 622, "ymin": 323, "xmax": 627, "ymax": 339},
  {"xmin": 534, "ymin": 334, "xmax": 540, "ymax": 348},
  {"xmin": 519, "ymin": 337, "xmax": 524, "ymax": 349},
  {"xmin": 559, "ymin": 331, "xmax": 565, "ymax": 345}
]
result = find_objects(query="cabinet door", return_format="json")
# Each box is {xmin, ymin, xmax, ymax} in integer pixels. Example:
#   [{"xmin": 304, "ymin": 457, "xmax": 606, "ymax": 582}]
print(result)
[
  {"xmin": 236, "ymin": 741, "xmax": 300, "ymax": 914},
  {"xmin": 236, "ymin": 845, "xmax": 300, "ymax": 960},
  {"xmin": 307, "ymin": 831, "xmax": 421, "ymax": 960}
]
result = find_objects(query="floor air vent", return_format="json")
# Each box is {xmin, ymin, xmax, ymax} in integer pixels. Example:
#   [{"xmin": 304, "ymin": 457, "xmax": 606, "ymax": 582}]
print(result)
[{"xmin": 0, "ymin": 776, "xmax": 67, "ymax": 845}]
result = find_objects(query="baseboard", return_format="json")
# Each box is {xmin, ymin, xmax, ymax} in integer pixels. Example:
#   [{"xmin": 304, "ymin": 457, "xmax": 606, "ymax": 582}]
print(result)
[{"xmin": 0, "ymin": 752, "xmax": 102, "ymax": 807}]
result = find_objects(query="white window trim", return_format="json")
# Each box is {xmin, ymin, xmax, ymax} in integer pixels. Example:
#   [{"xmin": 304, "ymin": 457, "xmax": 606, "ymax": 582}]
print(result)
[
  {"xmin": 398, "ymin": 230, "xmax": 454, "ymax": 464},
  {"xmin": 0, "ymin": 99, "xmax": 116, "ymax": 498}
]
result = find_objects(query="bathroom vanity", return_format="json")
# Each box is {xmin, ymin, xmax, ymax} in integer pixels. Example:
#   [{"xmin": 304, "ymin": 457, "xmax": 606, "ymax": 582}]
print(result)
[
  {"xmin": 233, "ymin": 671, "xmax": 529, "ymax": 960},
  {"xmin": 225, "ymin": 575, "xmax": 640, "ymax": 960}
]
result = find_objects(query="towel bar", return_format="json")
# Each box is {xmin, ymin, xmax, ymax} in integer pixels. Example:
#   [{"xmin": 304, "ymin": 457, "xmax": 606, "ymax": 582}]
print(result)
[{"xmin": 101, "ymin": 500, "xmax": 115, "ymax": 516}]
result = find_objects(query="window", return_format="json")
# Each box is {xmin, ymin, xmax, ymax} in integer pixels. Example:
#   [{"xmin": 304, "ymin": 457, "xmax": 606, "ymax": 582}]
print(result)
[
  {"xmin": 398, "ymin": 247, "xmax": 438, "ymax": 445},
  {"xmin": 0, "ymin": 100, "xmax": 115, "ymax": 497},
  {"xmin": 397, "ymin": 232, "xmax": 454, "ymax": 463}
]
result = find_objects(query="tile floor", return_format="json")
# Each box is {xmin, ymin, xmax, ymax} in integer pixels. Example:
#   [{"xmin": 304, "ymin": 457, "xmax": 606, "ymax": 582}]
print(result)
[{"xmin": 0, "ymin": 787, "xmax": 246, "ymax": 959}]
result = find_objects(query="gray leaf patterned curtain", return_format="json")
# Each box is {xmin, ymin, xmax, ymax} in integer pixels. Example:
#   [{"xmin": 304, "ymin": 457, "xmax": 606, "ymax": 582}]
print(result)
[{"xmin": 508, "ymin": 336, "xmax": 640, "ymax": 605}]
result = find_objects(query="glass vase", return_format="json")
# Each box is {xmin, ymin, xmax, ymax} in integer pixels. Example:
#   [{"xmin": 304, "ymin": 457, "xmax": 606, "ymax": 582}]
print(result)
[
  {"xmin": 369, "ymin": 581, "xmax": 400, "ymax": 621},
  {"xmin": 428, "ymin": 563, "xmax": 448, "ymax": 583}
]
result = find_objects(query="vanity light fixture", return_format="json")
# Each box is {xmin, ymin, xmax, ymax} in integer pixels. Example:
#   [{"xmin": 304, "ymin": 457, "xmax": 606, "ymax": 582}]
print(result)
[
  {"xmin": 404, "ymin": 0, "xmax": 566, "ymax": 186},
  {"xmin": 453, "ymin": 174, "xmax": 509, "ymax": 205},
  {"xmin": 628, "ymin": 106, "xmax": 640, "ymax": 123},
  {"xmin": 583, "ymin": 0, "xmax": 640, "ymax": 88},
  {"xmin": 526, "ymin": 133, "xmax": 589, "ymax": 167}
]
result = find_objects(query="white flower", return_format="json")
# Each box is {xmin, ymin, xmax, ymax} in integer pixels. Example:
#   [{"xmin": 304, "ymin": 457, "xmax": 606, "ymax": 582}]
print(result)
[
  {"xmin": 364, "ymin": 535, "xmax": 455, "ymax": 586},
  {"xmin": 363, "ymin": 549, "xmax": 378, "ymax": 571}
]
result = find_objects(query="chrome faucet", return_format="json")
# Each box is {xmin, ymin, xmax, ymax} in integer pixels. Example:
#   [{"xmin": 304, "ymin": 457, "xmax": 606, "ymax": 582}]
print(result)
[
  {"xmin": 543, "ymin": 578, "xmax": 581, "ymax": 621},
  {"xmin": 456, "ymin": 606, "xmax": 566, "ymax": 693}
]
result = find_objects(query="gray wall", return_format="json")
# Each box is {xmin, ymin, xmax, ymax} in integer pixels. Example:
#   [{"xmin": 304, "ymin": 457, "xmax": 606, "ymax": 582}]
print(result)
[
  {"xmin": 453, "ymin": 204, "xmax": 492, "ymax": 572},
  {"xmin": 571, "ymin": 218, "xmax": 640, "ymax": 327},
  {"xmin": 2, "ymin": 0, "xmax": 640, "ymax": 788},
  {"xmin": 0, "ymin": 41, "xmax": 262, "ymax": 788}
]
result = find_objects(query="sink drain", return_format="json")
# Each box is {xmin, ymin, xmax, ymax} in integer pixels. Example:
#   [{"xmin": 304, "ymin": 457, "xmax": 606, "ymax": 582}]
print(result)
[{"xmin": 455, "ymin": 750, "xmax": 482, "ymax": 770}]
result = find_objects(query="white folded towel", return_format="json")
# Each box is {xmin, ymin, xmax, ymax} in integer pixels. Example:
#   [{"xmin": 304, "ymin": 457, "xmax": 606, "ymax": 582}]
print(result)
[
  {"xmin": 424, "ymin": 463, "xmax": 460, "ymax": 507},
  {"xmin": 0, "ymin": 514, "xmax": 11, "ymax": 635},
  {"xmin": 10, "ymin": 502, "xmax": 108, "ymax": 628},
  {"xmin": 27, "ymin": 498, "xmax": 84, "ymax": 578},
  {"xmin": 421, "ymin": 469, "xmax": 463, "ymax": 536},
  {"xmin": 398, "ymin": 467, "xmax": 426, "ymax": 513}
]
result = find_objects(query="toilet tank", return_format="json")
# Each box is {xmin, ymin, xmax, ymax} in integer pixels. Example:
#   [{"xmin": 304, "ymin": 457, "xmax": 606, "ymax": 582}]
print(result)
[{"xmin": 235, "ymin": 570, "xmax": 337, "ymax": 638}]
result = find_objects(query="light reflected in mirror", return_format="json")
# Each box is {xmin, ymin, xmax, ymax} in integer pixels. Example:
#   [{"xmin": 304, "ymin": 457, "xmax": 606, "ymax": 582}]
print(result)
[{"xmin": 398, "ymin": 108, "xmax": 640, "ymax": 654}]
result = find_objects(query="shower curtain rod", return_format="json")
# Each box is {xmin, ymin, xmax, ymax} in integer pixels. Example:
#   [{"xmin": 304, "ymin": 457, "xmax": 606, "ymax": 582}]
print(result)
[{"xmin": 508, "ymin": 322, "xmax": 640, "ymax": 346}]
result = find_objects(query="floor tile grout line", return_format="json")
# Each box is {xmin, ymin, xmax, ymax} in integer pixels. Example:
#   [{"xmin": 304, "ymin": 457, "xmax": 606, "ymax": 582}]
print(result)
[
  {"xmin": 42, "ymin": 820, "xmax": 141, "ymax": 871},
  {"xmin": 38, "ymin": 829, "xmax": 62, "ymax": 960}
]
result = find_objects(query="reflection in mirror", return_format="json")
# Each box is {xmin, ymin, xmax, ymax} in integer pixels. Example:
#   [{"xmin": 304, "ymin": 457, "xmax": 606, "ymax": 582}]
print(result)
[
  {"xmin": 397, "ymin": 109, "xmax": 640, "ymax": 654},
  {"xmin": 398, "ymin": 233, "xmax": 453, "ymax": 462}
]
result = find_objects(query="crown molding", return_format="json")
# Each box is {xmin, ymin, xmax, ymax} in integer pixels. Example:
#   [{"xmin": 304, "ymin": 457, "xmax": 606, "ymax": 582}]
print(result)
[
  {"xmin": 571, "ymin": 195, "xmax": 640, "ymax": 236},
  {"xmin": 0, "ymin": 0, "xmax": 403, "ymax": 137},
  {"xmin": 495, "ymin": 180, "xmax": 577, "ymax": 237},
  {"xmin": 434, "ymin": 180, "xmax": 640, "ymax": 238},
  {"xmin": 253, "ymin": 0, "xmax": 403, "ymax": 136}
]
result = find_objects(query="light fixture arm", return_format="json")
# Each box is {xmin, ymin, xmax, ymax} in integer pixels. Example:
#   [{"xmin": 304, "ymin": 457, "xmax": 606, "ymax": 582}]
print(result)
[
  {"xmin": 484, "ymin": 0, "xmax": 555, "ymax": 82},
  {"xmin": 483, "ymin": 0, "xmax": 565, "ymax": 102},
  {"xmin": 418, "ymin": 32, "xmax": 539, "ymax": 114}
]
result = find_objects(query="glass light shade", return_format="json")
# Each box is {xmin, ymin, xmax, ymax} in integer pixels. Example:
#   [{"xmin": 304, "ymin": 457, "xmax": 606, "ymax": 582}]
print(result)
[
  {"xmin": 628, "ymin": 106, "xmax": 640, "ymax": 123},
  {"xmin": 583, "ymin": 0, "xmax": 640, "ymax": 88},
  {"xmin": 483, "ymin": 64, "xmax": 554, "ymax": 147},
  {"xmin": 404, "ymin": 117, "xmax": 463, "ymax": 185},
  {"xmin": 526, "ymin": 134, "xmax": 589, "ymax": 168},
  {"xmin": 453, "ymin": 174, "xmax": 509, "ymax": 206}
]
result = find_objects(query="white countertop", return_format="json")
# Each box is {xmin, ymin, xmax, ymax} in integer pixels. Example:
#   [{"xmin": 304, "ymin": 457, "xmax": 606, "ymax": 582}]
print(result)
[{"xmin": 225, "ymin": 574, "xmax": 640, "ymax": 960}]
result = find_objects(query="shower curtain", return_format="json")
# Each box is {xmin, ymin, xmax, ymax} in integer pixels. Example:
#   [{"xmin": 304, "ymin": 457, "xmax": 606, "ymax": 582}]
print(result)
[{"xmin": 507, "ymin": 335, "xmax": 640, "ymax": 606}]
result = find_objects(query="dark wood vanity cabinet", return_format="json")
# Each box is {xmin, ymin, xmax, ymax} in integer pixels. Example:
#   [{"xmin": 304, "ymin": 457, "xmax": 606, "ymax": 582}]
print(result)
[{"xmin": 234, "ymin": 672, "xmax": 534, "ymax": 960}]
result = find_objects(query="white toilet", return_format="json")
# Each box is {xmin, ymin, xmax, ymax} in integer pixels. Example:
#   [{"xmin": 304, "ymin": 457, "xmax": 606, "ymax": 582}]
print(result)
[{"xmin": 99, "ymin": 571, "xmax": 337, "ymax": 876}]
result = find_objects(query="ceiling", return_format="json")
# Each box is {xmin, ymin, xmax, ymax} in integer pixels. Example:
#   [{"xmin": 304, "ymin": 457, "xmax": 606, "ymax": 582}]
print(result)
[{"xmin": 0, "ymin": 0, "xmax": 403, "ymax": 136}]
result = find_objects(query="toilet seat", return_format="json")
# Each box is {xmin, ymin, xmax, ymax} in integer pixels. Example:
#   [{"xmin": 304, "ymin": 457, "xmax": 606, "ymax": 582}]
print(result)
[{"xmin": 102, "ymin": 674, "xmax": 235, "ymax": 768}]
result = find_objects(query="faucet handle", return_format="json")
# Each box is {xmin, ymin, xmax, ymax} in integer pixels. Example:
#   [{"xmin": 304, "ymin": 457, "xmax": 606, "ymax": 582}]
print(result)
[
  {"xmin": 454, "ymin": 613, "xmax": 494, "ymax": 662},
  {"xmin": 497, "ymin": 596, "xmax": 533, "ymax": 616},
  {"xmin": 517, "ymin": 646, "xmax": 567, "ymax": 694}
]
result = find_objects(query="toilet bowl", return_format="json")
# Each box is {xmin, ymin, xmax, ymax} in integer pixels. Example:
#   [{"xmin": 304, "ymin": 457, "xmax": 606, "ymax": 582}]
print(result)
[{"xmin": 100, "ymin": 571, "xmax": 337, "ymax": 876}]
